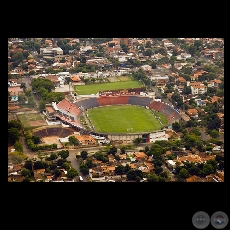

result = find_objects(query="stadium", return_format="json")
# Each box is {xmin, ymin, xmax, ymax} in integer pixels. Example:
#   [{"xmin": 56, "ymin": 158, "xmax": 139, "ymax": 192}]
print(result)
[{"xmin": 44, "ymin": 86, "xmax": 181, "ymax": 144}]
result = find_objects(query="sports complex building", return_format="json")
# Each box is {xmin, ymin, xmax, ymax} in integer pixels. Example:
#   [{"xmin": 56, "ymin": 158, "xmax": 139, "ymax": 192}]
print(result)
[{"xmin": 44, "ymin": 87, "xmax": 181, "ymax": 144}]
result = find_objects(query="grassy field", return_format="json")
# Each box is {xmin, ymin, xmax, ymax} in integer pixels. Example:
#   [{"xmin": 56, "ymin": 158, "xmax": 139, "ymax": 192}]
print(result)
[
  {"xmin": 87, "ymin": 105, "xmax": 164, "ymax": 133},
  {"xmin": 74, "ymin": 80, "xmax": 143, "ymax": 95},
  {"xmin": 17, "ymin": 113, "xmax": 45, "ymax": 130}
]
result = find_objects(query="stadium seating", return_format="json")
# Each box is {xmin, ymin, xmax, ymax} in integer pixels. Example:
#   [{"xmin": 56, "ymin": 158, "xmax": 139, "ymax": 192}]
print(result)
[
  {"xmin": 128, "ymin": 96, "xmax": 153, "ymax": 106},
  {"xmin": 34, "ymin": 127, "xmax": 75, "ymax": 138},
  {"xmin": 148, "ymin": 101, "xmax": 181, "ymax": 122},
  {"xmin": 97, "ymin": 96, "xmax": 129, "ymax": 106},
  {"xmin": 74, "ymin": 98, "xmax": 100, "ymax": 110}
]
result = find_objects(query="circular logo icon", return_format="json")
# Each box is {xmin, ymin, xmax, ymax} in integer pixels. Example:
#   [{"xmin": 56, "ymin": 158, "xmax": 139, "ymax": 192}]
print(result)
[
  {"xmin": 192, "ymin": 211, "xmax": 210, "ymax": 229},
  {"xmin": 211, "ymin": 211, "xmax": 229, "ymax": 229}
]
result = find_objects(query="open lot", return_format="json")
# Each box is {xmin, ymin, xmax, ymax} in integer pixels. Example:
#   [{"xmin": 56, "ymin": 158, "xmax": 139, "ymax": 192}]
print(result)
[{"xmin": 17, "ymin": 113, "xmax": 47, "ymax": 130}]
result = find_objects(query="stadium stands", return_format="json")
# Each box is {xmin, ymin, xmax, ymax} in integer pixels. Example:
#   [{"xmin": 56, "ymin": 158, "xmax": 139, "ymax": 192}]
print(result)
[
  {"xmin": 148, "ymin": 101, "xmax": 181, "ymax": 122},
  {"xmin": 97, "ymin": 96, "xmax": 129, "ymax": 106},
  {"xmin": 34, "ymin": 127, "xmax": 75, "ymax": 138},
  {"xmin": 128, "ymin": 96, "xmax": 153, "ymax": 106},
  {"xmin": 55, "ymin": 95, "xmax": 181, "ymax": 136},
  {"xmin": 74, "ymin": 98, "xmax": 100, "ymax": 110}
]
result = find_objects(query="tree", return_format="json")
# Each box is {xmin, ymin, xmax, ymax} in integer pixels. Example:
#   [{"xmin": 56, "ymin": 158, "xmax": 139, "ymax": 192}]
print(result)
[
  {"xmin": 50, "ymin": 164, "xmax": 57, "ymax": 170},
  {"xmin": 209, "ymin": 129, "xmax": 219, "ymax": 139},
  {"xmin": 80, "ymin": 163, "xmax": 89, "ymax": 175},
  {"xmin": 159, "ymin": 171, "xmax": 169, "ymax": 179},
  {"xmin": 182, "ymin": 85, "xmax": 191, "ymax": 95},
  {"xmin": 33, "ymin": 161, "xmax": 45, "ymax": 169},
  {"xmin": 25, "ymin": 89, "xmax": 32, "ymax": 97},
  {"xmin": 107, "ymin": 147, "xmax": 117, "ymax": 155},
  {"xmin": 28, "ymin": 96, "xmax": 36, "ymax": 108},
  {"xmin": 21, "ymin": 168, "xmax": 31, "ymax": 177},
  {"xmin": 12, "ymin": 51, "xmax": 24, "ymax": 64},
  {"xmin": 154, "ymin": 166, "xmax": 163, "ymax": 175},
  {"xmin": 80, "ymin": 151, "xmax": 88, "ymax": 160},
  {"xmin": 67, "ymin": 168, "xmax": 79, "ymax": 179},
  {"xmin": 178, "ymin": 168, "xmax": 189, "ymax": 179},
  {"xmin": 20, "ymin": 82, "xmax": 26, "ymax": 91},
  {"xmin": 31, "ymin": 78, "xmax": 55, "ymax": 92},
  {"xmin": 24, "ymin": 160, "xmax": 33, "ymax": 170},
  {"xmin": 145, "ymin": 41, "xmax": 152, "ymax": 48},
  {"xmin": 94, "ymin": 152, "xmax": 109, "ymax": 163},
  {"xmin": 120, "ymin": 43, "xmax": 129, "ymax": 53},
  {"xmin": 8, "ymin": 128, "xmax": 21, "ymax": 145},
  {"xmin": 120, "ymin": 146, "xmax": 126, "ymax": 154},
  {"xmin": 190, "ymin": 127, "xmax": 201, "ymax": 136},
  {"xmin": 32, "ymin": 135, "xmax": 41, "ymax": 144},
  {"xmin": 39, "ymin": 100, "xmax": 46, "ymax": 111},
  {"xmin": 68, "ymin": 136, "xmax": 80, "ymax": 146},
  {"xmin": 57, "ymin": 158, "xmax": 66, "ymax": 166},
  {"xmin": 147, "ymin": 173, "xmax": 158, "ymax": 182},
  {"xmin": 18, "ymin": 93, "xmax": 27, "ymax": 103},
  {"xmin": 85, "ymin": 158, "xmax": 94, "ymax": 168},
  {"xmin": 49, "ymin": 152, "xmax": 58, "ymax": 160},
  {"xmin": 204, "ymin": 113, "xmax": 221, "ymax": 131},
  {"xmin": 53, "ymin": 168, "xmax": 61, "ymax": 177},
  {"xmin": 22, "ymin": 177, "xmax": 31, "ymax": 182},
  {"xmin": 133, "ymin": 137, "xmax": 142, "ymax": 145},
  {"xmin": 206, "ymin": 159, "xmax": 218, "ymax": 171},
  {"xmin": 183, "ymin": 133, "xmax": 200, "ymax": 149},
  {"xmin": 14, "ymin": 141, "xmax": 23, "ymax": 152},
  {"xmin": 201, "ymin": 163, "xmax": 215, "ymax": 176},
  {"xmin": 143, "ymin": 49, "xmax": 153, "ymax": 57},
  {"xmin": 8, "ymin": 120, "xmax": 22, "ymax": 130},
  {"xmin": 58, "ymin": 150, "xmax": 69, "ymax": 159},
  {"xmin": 127, "ymin": 169, "xmax": 143, "ymax": 181},
  {"xmin": 115, "ymin": 164, "xmax": 126, "ymax": 175}
]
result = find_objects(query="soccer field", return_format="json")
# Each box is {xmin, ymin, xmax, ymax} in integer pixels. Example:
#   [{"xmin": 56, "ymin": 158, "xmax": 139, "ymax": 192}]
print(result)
[
  {"xmin": 17, "ymin": 113, "xmax": 46, "ymax": 130},
  {"xmin": 87, "ymin": 105, "xmax": 164, "ymax": 133},
  {"xmin": 74, "ymin": 80, "xmax": 143, "ymax": 95}
]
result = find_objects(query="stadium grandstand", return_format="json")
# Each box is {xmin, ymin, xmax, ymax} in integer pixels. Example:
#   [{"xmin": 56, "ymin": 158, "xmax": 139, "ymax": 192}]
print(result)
[{"xmin": 45, "ymin": 86, "xmax": 181, "ymax": 143}]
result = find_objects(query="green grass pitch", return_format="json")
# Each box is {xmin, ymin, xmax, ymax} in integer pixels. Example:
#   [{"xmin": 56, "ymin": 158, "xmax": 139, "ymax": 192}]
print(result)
[
  {"xmin": 87, "ymin": 105, "xmax": 166, "ymax": 133},
  {"xmin": 74, "ymin": 80, "xmax": 143, "ymax": 95}
]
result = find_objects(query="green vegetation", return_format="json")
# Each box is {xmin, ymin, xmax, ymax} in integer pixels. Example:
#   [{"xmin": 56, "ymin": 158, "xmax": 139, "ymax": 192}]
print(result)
[
  {"xmin": 74, "ymin": 80, "xmax": 143, "ymax": 95},
  {"xmin": 87, "ymin": 105, "xmax": 164, "ymax": 133},
  {"xmin": 8, "ymin": 151, "xmax": 28, "ymax": 164},
  {"xmin": 17, "ymin": 113, "xmax": 46, "ymax": 130}
]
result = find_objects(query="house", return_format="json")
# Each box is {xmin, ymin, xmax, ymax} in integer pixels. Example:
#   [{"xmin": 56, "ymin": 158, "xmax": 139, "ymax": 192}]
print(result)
[
  {"xmin": 70, "ymin": 75, "xmax": 81, "ymax": 84},
  {"xmin": 108, "ymin": 154, "xmax": 116, "ymax": 163},
  {"xmin": 189, "ymin": 82, "xmax": 207, "ymax": 95},
  {"xmin": 45, "ymin": 75, "xmax": 60, "ymax": 88},
  {"xmin": 75, "ymin": 134, "xmax": 97, "ymax": 146},
  {"xmin": 196, "ymin": 99, "xmax": 207, "ymax": 107},
  {"xmin": 40, "ymin": 47, "xmax": 63, "ymax": 58},
  {"xmin": 186, "ymin": 108, "xmax": 198, "ymax": 118},
  {"xmin": 8, "ymin": 174, "xmax": 25, "ymax": 182},
  {"xmin": 177, "ymin": 76, "xmax": 186, "ymax": 84},
  {"xmin": 101, "ymin": 165, "xmax": 116, "ymax": 176},
  {"xmin": 8, "ymin": 164, "xmax": 23, "ymax": 175},
  {"xmin": 144, "ymin": 161, "xmax": 154, "ymax": 171},
  {"xmin": 186, "ymin": 175, "xmax": 205, "ymax": 182},
  {"xmin": 45, "ymin": 104, "xmax": 58, "ymax": 122},
  {"xmin": 174, "ymin": 154, "xmax": 203, "ymax": 166},
  {"xmin": 165, "ymin": 159, "xmax": 176, "ymax": 170},
  {"xmin": 133, "ymin": 152, "xmax": 147, "ymax": 161},
  {"xmin": 34, "ymin": 172, "xmax": 44, "ymax": 182}
]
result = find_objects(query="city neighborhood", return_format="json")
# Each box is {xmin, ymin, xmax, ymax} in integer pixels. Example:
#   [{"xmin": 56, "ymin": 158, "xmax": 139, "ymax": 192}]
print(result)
[{"xmin": 8, "ymin": 38, "xmax": 224, "ymax": 182}]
